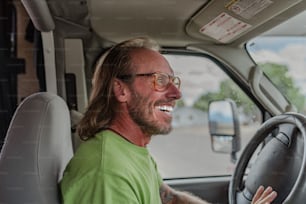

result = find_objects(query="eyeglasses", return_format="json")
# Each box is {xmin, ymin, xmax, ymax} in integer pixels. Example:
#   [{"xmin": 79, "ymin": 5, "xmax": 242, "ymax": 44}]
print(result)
[{"xmin": 118, "ymin": 72, "xmax": 181, "ymax": 91}]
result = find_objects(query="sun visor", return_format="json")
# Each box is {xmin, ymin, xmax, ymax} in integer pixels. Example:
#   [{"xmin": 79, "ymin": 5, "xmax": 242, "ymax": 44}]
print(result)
[{"xmin": 186, "ymin": 0, "xmax": 302, "ymax": 44}]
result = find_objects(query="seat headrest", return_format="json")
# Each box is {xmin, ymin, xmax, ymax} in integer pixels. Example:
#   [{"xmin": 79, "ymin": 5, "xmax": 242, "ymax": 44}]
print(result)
[{"xmin": 0, "ymin": 92, "xmax": 74, "ymax": 204}]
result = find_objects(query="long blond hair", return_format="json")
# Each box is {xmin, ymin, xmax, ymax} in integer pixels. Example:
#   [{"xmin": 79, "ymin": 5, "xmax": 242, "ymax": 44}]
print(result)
[{"xmin": 77, "ymin": 37, "xmax": 160, "ymax": 140}]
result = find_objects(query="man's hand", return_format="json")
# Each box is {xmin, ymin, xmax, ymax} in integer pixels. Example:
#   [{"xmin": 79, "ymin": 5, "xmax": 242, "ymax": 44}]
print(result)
[{"xmin": 251, "ymin": 186, "xmax": 277, "ymax": 204}]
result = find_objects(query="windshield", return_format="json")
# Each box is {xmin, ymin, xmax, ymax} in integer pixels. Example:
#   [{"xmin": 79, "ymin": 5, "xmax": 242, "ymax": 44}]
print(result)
[{"xmin": 246, "ymin": 37, "xmax": 306, "ymax": 114}]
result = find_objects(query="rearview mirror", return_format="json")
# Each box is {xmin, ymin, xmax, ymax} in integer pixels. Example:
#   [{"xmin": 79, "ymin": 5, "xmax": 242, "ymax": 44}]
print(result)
[{"xmin": 208, "ymin": 100, "xmax": 241, "ymax": 161}]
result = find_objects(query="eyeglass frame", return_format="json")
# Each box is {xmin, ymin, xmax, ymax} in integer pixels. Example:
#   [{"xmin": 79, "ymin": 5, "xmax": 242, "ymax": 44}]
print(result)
[{"xmin": 117, "ymin": 72, "xmax": 181, "ymax": 91}]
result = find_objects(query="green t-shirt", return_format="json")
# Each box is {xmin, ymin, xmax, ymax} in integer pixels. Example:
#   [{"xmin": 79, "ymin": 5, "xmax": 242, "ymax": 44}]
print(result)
[{"xmin": 60, "ymin": 130, "xmax": 163, "ymax": 204}]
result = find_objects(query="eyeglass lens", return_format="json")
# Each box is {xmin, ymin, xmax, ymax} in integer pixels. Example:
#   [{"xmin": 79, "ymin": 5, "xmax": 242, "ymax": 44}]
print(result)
[{"xmin": 154, "ymin": 73, "xmax": 180, "ymax": 91}]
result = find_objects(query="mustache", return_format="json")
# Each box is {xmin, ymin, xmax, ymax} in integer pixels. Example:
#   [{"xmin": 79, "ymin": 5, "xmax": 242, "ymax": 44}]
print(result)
[{"xmin": 154, "ymin": 99, "xmax": 176, "ymax": 107}]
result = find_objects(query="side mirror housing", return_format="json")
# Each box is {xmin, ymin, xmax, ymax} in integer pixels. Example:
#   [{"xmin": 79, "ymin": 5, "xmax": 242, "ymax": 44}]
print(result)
[{"xmin": 208, "ymin": 99, "xmax": 241, "ymax": 161}]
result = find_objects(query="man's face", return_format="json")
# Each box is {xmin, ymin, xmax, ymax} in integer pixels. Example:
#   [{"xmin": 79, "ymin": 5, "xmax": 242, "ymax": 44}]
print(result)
[{"xmin": 126, "ymin": 48, "xmax": 181, "ymax": 135}]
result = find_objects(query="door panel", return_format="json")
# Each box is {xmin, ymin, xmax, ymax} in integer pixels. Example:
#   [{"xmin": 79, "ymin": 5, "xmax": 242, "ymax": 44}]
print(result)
[{"xmin": 166, "ymin": 177, "xmax": 230, "ymax": 204}]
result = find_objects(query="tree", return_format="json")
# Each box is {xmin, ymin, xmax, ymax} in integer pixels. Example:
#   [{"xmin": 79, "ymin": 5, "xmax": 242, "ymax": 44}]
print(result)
[
  {"xmin": 260, "ymin": 63, "xmax": 305, "ymax": 112},
  {"xmin": 193, "ymin": 62, "xmax": 305, "ymax": 115},
  {"xmin": 193, "ymin": 80, "xmax": 255, "ymax": 115},
  {"xmin": 193, "ymin": 92, "xmax": 221, "ymax": 112},
  {"xmin": 176, "ymin": 99, "xmax": 185, "ymax": 108}
]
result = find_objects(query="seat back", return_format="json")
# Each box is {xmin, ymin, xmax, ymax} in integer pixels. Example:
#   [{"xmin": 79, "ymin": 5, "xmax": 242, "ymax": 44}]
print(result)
[{"xmin": 0, "ymin": 92, "xmax": 73, "ymax": 204}]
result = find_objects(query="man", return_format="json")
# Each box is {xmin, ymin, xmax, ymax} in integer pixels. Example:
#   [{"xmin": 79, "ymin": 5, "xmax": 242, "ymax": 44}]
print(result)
[{"xmin": 60, "ymin": 37, "xmax": 277, "ymax": 203}]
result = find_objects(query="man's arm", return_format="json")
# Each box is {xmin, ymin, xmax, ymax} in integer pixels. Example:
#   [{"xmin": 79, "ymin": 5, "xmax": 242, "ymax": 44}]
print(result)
[
  {"xmin": 160, "ymin": 183, "xmax": 277, "ymax": 204},
  {"xmin": 160, "ymin": 183, "xmax": 209, "ymax": 204}
]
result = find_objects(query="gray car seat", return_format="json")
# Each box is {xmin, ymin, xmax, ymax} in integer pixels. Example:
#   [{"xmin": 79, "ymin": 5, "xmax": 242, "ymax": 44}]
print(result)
[{"xmin": 0, "ymin": 92, "xmax": 73, "ymax": 204}]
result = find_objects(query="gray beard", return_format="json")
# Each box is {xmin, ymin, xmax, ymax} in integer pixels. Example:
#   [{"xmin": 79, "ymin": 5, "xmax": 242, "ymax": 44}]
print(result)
[{"xmin": 127, "ymin": 91, "xmax": 172, "ymax": 136}]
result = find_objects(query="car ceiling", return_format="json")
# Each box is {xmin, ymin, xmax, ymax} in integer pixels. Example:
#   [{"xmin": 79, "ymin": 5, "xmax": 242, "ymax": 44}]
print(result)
[
  {"xmin": 263, "ymin": 9, "xmax": 306, "ymax": 37},
  {"xmin": 22, "ymin": 0, "xmax": 306, "ymax": 48},
  {"xmin": 19, "ymin": 0, "xmax": 306, "ymax": 115}
]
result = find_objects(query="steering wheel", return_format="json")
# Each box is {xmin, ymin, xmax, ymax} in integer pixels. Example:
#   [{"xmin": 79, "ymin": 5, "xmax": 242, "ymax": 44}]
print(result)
[{"xmin": 229, "ymin": 113, "xmax": 306, "ymax": 204}]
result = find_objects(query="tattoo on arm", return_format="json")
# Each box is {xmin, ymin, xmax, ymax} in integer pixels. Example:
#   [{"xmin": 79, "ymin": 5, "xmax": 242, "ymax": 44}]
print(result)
[
  {"xmin": 160, "ymin": 184, "xmax": 176, "ymax": 204},
  {"xmin": 160, "ymin": 183, "xmax": 210, "ymax": 204}
]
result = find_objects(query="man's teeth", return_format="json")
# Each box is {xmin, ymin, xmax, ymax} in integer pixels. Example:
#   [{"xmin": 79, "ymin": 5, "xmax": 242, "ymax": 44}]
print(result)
[{"xmin": 158, "ymin": 106, "xmax": 173, "ymax": 112}]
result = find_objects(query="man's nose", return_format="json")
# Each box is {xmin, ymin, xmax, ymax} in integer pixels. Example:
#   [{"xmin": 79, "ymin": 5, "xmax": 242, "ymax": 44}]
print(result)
[{"xmin": 166, "ymin": 83, "xmax": 182, "ymax": 100}]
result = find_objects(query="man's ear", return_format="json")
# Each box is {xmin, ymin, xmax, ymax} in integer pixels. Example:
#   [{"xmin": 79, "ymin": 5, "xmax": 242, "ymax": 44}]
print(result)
[{"xmin": 113, "ymin": 79, "xmax": 129, "ymax": 102}]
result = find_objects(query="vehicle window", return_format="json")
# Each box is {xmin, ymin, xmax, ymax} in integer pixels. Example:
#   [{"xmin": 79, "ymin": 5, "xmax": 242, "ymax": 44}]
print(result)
[
  {"xmin": 247, "ymin": 37, "xmax": 306, "ymax": 114},
  {"xmin": 148, "ymin": 54, "xmax": 261, "ymax": 178}
]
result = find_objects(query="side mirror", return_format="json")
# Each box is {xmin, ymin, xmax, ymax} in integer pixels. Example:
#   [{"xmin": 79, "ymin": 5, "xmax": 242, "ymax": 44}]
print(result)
[{"xmin": 208, "ymin": 99, "xmax": 241, "ymax": 162}]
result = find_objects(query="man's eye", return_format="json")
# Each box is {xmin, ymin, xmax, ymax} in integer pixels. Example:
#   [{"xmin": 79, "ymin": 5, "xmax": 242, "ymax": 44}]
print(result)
[{"xmin": 156, "ymin": 76, "xmax": 166, "ymax": 85}]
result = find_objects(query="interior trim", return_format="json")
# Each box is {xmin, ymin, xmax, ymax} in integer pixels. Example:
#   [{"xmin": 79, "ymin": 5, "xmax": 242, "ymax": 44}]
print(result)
[{"xmin": 41, "ymin": 31, "xmax": 57, "ymax": 94}]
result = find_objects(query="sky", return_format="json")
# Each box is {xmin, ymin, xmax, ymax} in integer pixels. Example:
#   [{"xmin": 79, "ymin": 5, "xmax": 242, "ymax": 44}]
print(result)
[
  {"xmin": 248, "ymin": 37, "xmax": 306, "ymax": 95},
  {"xmin": 163, "ymin": 37, "xmax": 306, "ymax": 107},
  {"xmin": 164, "ymin": 54, "xmax": 227, "ymax": 106}
]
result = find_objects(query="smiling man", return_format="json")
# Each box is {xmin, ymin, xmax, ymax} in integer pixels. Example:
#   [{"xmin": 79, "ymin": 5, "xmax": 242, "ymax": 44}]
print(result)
[{"xmin": 60, "ymin": 37, "xmax": 277, "ymax": 204}]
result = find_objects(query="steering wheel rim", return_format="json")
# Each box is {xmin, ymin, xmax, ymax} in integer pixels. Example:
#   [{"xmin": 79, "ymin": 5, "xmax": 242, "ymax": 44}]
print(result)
[{"xmin": 229, "ymin": 112, "xmax": 306, "ymax": 204}]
